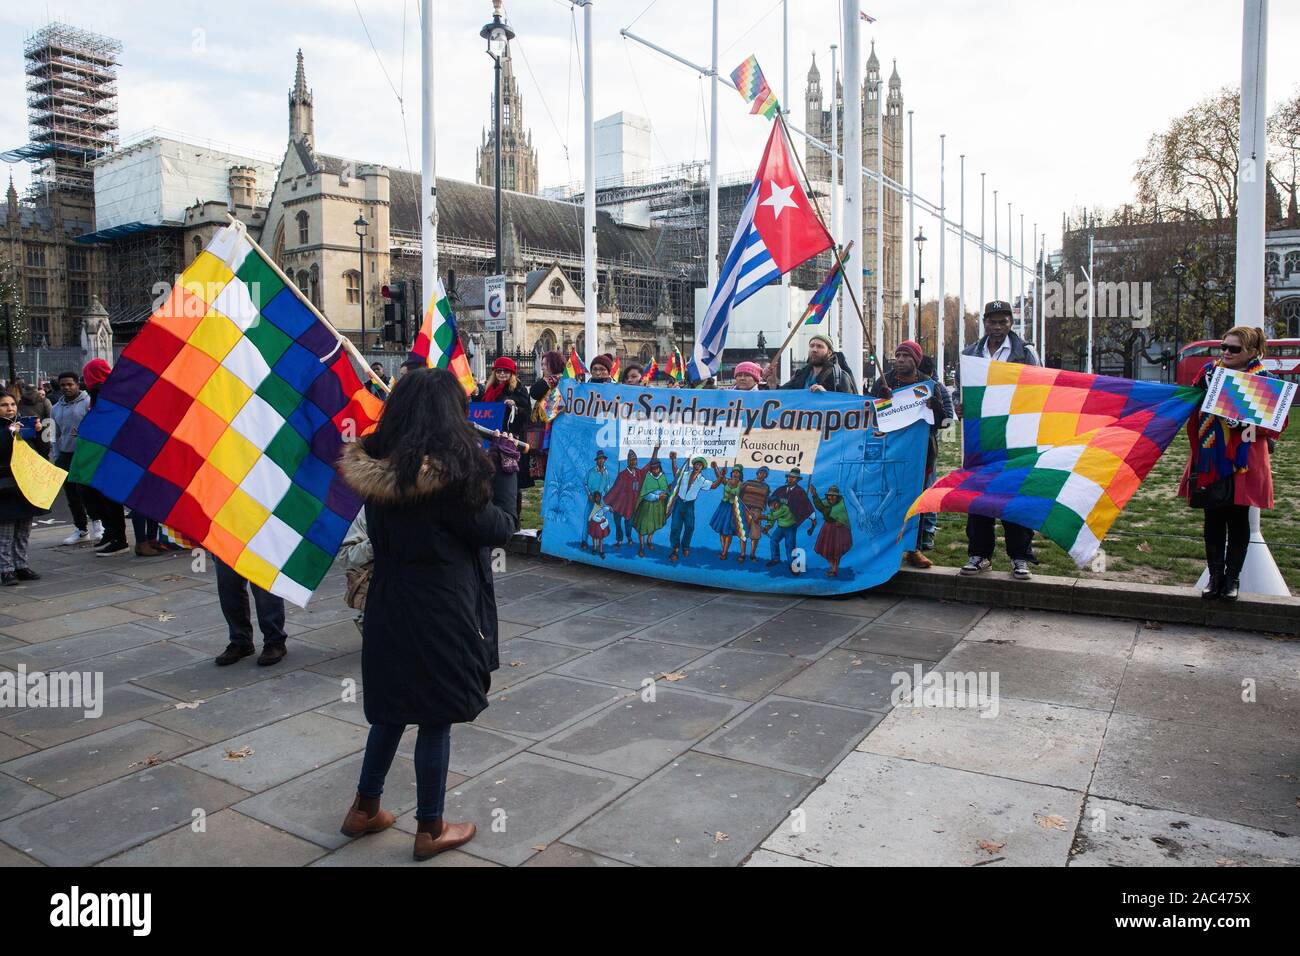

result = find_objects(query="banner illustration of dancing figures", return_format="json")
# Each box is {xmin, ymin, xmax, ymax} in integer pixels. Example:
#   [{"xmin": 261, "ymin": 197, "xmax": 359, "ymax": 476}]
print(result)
[{"xmin": 540, "ymin": 382, "xmax": 930, "ymax": 594}]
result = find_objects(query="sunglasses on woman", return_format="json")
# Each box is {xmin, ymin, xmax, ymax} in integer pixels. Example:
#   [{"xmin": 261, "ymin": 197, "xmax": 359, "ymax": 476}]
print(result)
[{"xmin": 1217, "ymin": 343, "xmax": 1244, "ymax": 354}]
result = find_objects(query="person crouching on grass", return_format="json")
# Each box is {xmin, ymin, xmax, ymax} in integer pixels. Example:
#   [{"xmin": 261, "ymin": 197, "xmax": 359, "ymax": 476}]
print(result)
[
  {"xmin": 0, "ymin": 391, "xmax": 44, "ymax": 585},
  {"xmin": 337, "ymin": 367, "xmax": 516, "ymax": 860}
]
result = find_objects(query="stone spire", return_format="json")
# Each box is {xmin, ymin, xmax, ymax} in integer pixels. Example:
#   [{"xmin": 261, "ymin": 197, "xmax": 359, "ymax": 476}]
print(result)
[
  {"xmin": 5, "ymin": 176, "xmax": 16, "ymax": 222},
  {"xmin": 807, "ymin": 51, "xmax": 820, "ymax": 82},
  {"xmin": 289, "ymin": 49, "xmax": 314, "ymax": 148}
]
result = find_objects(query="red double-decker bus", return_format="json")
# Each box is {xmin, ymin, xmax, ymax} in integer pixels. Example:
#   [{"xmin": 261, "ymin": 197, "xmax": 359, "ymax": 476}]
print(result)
[{"xmin": 1175, "ymin": 339, "xmax": 1300, "ymax": 386}]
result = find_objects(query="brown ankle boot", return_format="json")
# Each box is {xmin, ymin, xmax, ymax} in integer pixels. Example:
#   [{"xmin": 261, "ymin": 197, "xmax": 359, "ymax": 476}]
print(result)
[
  {"xmin": 340, "ymin": 793, "xmax": 396, "ymax": 838},
  {"xmin": 413, "ymin": 817, "xmax": 477, "ymax": 860}
]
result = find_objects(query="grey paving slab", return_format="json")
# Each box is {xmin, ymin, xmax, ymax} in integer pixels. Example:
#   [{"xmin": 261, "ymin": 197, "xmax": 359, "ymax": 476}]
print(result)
[
  {"xmin": 112, "ymin": 588, "xmax": 222, "ymax": 618},
  {"xmin": 0, "ymin": 840, "xmax": 42, "ymax": 865},
  {"xmin": 518, "ymin": 610, "xmax": 650, "ymax": 649},
  {"xmin": 775, "ymin": 649, "xmax": 923, "ymax": 712},
  {"xmin": 1092, "ymin": 712, "xmax": 1300, "ymax": 836},
  {"xmin": 597, "ymin": 586, "xmax": 719, "ymax": 624},
  {"xmin": 475, "ymin": 674, "xmax": 625, "ymax": 740},
  {"xmin": 0, "ymin": 624, "xmax": 174, "ymax": 672},
  {"xmin": 234, "ymin": 752, "xmax": 418, "ymax": 850},
  {"xmin": 447, "ymin": 723, "xmax": 532, "ymax": 778},
  {"xmin": 314, "ymin": 691, "xmax": 367, "ymax": 728},
  {"xmin": 762, "ymin": 752, "xmax": 1083, "ymax": 867},
  {"xmin": 965, "ymin": 608, "xmax": 1139, "ymax": 656},
  {"xmin": 696, "ymin": 696, "xmax": 882, "ymax": 778},
  {"xmin": 306, "ymin": 650, "xmax": 362, "ymax": 683},
  {"xmin": 0, "ymin": 606, "xmax": 146, "ymax": 643},
  {"xmin": 632, "ymin": 601, "xmax": 782, "ymax": 649},
  {"xmin": 310, "ymin": 827, "xmax": 499, "ymax": 867},
  {"xmin": 131, "ymin": 640, "xmax": 339, "ymax": 702},
  {"xmin": 1069, "ymin": 796, "xmax": 1300, "ymax": 866},
  {"xmin": 861, "ymin": 696, "xmax": 1109, "ymax": 791},
  {"xmin": 0, "ymin": 773, "xmax": 55, "ymax": 820},
  {"xmin": 566, "ymin": 751, "xmax": 817, "ymax": 867},
  {"xmin": 495, "ymin": 591, "xmax": 604, "ymax": 627},
  {"xmin": 1, "ymin": 571, "xmax": 133, "ymax": 601},
  {"xmin": 0, "ymin": 635, "xmax": 21, "ymax": 652},
  {"xmin": 938, "ymin": 640, "xmax": 1127, "ymax": 711},
  {"xmin": 0, "ymin": 764, "xmax": 249, "ymax": 866},
  {"xmin": 521, "ymin": 842, "xmax": 631, "ymax": 867},
  {"xmin": 841, "ymin": 623, "xmax": 966, "ymax": 662},
  {"xmin": 396, "ymin": 752, "xmax": 637, "ymax": 866},
  {"xmin": 0, "ymin": 720, "xmax": 202, "ymax": 797},
  {"xmin": 496, "ymin": 620, "xmax": 536, "ymax": 640},
  {"xmin": 286, "ymin": 620, "xmax": 361, "ymax": 654},
  {"xmin": 0, "ymin": 683, "xmax": 175, "ymax": 748},
  {"xmin": 1114, "ymin": 662, "xmax": 1300, "ymax": 735},
  {"xmin": 136, "ymin": 600, "xmax": 271, "ymax": 638},
  {"xmin": 666, "ymin": 647, "xmax": 810, "ymax": 701},
  {"xmin": 82, "ymin": 641, "xmax": 211, "ymax": 687},
  {"xmin": 147, "ymin": 670, "xmax": 345, "ymax": 743},
  {"xmin": 877, "ymin": 598, "xmax": 990, "ymax": 635},
  {"xmin": 553, "ymin": 639, "xmax": 704, "ymax": 690},
  {"xmin": 728, "ymin": 609, "xmax": 865, "ymax": 658},
  {"xmin": 491, "ymin": 638, "xmax": 587, "ymax": 692},
  {"xmin": 708, "ymin": 591, "xmax": 803, "ymax": 610},
  {"xmin": 0, "ymin": 732, "xmax": 35, "ymax": 762},
  {"xmin": 99, "ymin": 808, "xmax": 327, "ymax": 867},
  {"xmin": 176, "ymin": 712, "xmax": 367, "ymax": 791},
  {"xmin": 744, "ymin": 848, "xmax": 828, "ymax": 867},
  {"xmin": 532, "ymin": 687, "xmax": 745, "ymax": 779},
  {"xmin": 1131, "ymin": 624, "xmax": 1300, "ymax": 682},
  {"xmin": 793, "ymin": 593, "xmax": 901, "ymax": 620},
  {"xmin": 2, "ymin": 585, "xmax": 155, "ymax": 622},
  {"xmin": 489, "ymin": 570, "xmax": 574, "ymax": 600}
]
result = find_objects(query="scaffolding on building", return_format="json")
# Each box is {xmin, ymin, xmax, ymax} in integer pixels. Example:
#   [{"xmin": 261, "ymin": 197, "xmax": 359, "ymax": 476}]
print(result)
[
  {"xmin": 96, "ymin": 227, "xmax": 183, "ymax": 337},
  {"xmin": 22, "ymin": 22, "xmax": 121, "ymax": 193}
]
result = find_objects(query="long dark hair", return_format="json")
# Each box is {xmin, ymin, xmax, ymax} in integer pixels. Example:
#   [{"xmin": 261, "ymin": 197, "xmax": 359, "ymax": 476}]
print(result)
[{"xmin": 361, "ymin": 367, "xmax": 492, "ymax": 508}]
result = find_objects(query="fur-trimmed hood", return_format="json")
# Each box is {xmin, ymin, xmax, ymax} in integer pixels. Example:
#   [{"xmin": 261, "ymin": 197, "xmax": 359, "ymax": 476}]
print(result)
[{"xmin": 338, "ymin": 441, "xmax": 449, "ymax": 504}]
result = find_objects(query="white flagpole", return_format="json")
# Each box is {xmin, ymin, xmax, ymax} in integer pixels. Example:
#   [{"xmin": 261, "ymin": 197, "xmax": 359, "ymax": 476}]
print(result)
[
  {"xmin": 583, "ymin": 0, "xmax": 597, "ymax": 368},
  {"xmin": 958, "ymin": 154, "xmax": 966, "ymax": 357},
  {"xmin": 780, "ymin": 0, "xmax": 792, "ymax": 383},
  {"xmin": 708, "ymin": 0, "xmax": 719, "ymax": 293},
  {"xmin": 831, "ymin": 44, "xmax": 841, "ymax": 345},
  {"xmin": 1007, "ymin": 201, "xmax": 1013, "ymax": 311},
  {"xmin": 1018, "ymin": 213, "xmax": 1025, "ymax": 339},
  {"xmin": 420, "ymin": 0, "xmax": 437, "ymax": 326},
  {"xmin": 937, "ymin": 134, "xmax": 946, "ymax": 386},
  {"xmin": 1086, "ymin": 226, "xmax": 1095, "ymax": 373},
  {"xmin": 992, "ymin": 188, "xmax": 999, "ymax": 299},
  {"xmin": 875, "ymin": 64, "xmax": 884, "ymax": 369},
  {"xmin": 906, "ymin": 110, "xmax": 915, "ymax": 341},
  {"xmin": 979, "ymin": 172, "xmax": 985, "ymax": 311},
  {"xmin": 841, "ymin": 0, "xmax": 864, "ymax": 392},
  {"xmin": 1031, "ymin": 221, "xmax": 1038, "ymax": 347}
]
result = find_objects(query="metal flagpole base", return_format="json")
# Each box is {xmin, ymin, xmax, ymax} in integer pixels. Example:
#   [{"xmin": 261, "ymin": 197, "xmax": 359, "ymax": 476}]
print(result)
[{"xmin": 1194, "ymin": 506, "xmax": 1291, "ymax": 597}]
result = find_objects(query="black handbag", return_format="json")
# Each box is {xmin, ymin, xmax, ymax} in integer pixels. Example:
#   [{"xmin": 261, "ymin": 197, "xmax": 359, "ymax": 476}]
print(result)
[{"xmin": 1188, "ymin": 475, "xmax": 1234, "ymax": 509}]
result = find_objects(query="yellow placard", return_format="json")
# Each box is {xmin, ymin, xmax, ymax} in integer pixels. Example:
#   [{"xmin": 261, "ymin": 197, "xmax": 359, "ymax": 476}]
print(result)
[{"xmin": 11, "ymin": 437, "xmax": 68, "ymax": 511}]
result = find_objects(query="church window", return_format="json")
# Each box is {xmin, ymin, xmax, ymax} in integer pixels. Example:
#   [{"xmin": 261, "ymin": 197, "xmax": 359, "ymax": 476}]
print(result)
[
  {"xmin": 550, "ymin": 278, "xmax": 564, "ymax": 304},
  {"xmin": 537, "ymin": 329, "xmax": 557, "ymax": 353},
  {"xmin": 1283, "ymin": 297, "xmax": 1300, "ymax": 337},
  {"xmin": 25, "ymin": 277, "xmax": 47, "ymax": 306},
  {"xmin": 345, "ymin": 270, "xmax": 361, "ymax": 305},
  {"xmin": 69, "ymin": 279, "xmax": 88, "ymax": 311},
  {"xmin": 309, "ymin": 264, "xmax": 320, "ymax": 309},
  {"xmin": 24, "ymin": 246, "xmax": 45, "ymax": 268},
  {"xmin": 192, "ymin": 236, "xmax": 203, "ymax": 262},
  {"xmin": 68, "ymin": 248, "xmax": 87, "ymax": 272},
  {"xmin": 296, "ymin": 271, "xmax": 310, "ymax": 296},
  {"xmin": 1266, "ymin": 252, "xmax": 1279, "ymax": 276},
  {"xmin": 1285, "ymin": 251, "xmax": 1300, "ymax": 279},
  {"xmin": 297, "ymin": 211, "xmax": 309, "ymax": 245}
]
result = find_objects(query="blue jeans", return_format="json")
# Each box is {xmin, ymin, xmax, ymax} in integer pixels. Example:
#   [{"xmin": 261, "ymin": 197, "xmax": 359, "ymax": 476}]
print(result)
[
  {"xmin": 920, "ymin": 465, "xmax": 938, "ymax": 541},
  {"xmin": 357, "ymin": 722, "xmax": 451, "ymax": 822},
  {"xmin": 769, "ymin": 524, "xmax": 797, "ymax": 562},
  {"xmin": 670, "ymin": 499, "xmax": 697, "ymax": 551}
]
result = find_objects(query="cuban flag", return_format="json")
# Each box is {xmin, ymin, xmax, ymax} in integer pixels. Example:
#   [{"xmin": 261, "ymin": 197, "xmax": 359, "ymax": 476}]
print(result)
[{"xmin": 688, "ymin": 120, "xmax": 832, "ymax": 381}]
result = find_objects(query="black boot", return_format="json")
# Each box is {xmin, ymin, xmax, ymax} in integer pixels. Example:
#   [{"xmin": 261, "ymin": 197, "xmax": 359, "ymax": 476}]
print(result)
[
  {"xmin": 1202, "ymin": 564, "xmax": 1224, "ymax": 599},
  {"xmin": 1219, "ymin": 575, "xmax": 1240, "ymax": 601}
]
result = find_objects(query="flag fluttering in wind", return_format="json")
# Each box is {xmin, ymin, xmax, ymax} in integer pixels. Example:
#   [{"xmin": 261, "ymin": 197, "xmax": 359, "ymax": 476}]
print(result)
[
  {"xmin": 731, "ymin": 55, "xmax": 780, "ymax": 119},
  {"xmin": 688, "ymin": 119, "xmax": 833, "ymax": 381},
  {"xmin": 610, "ymin": 355, "xmax": 621, "ymax": 383},
  {"xmin": 667, "ymin": 346, "xmax": 687, "ymax": 383},
  {"xmin": 860, "ymin": 11, "xmax": 878, "ymax": 23},
  {"xmin": 565, "ymin": 348, "xmax": 587, "ymax": 379},
  {"xmin": 409, "ymin": 278, "xmax": 475, "ymax": 395},
  {"xmin": 68, "ymin": 223, "xmax": 384, "ymax": 606},
  {"xmin": 907, "ymin": 356, "xmax": 1200, "ymax": 566},
  {"xmin": 801, "ymin": 256, "xmax": 845, "ymax": 326},
  {"xmin": 643, "ymin": 358, "xmax": 659, "ymax": 382}
]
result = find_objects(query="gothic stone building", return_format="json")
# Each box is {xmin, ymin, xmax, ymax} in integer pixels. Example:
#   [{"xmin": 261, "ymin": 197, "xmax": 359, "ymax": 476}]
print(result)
[{"xmin": 475, "ymin": 43, "xmax": 538, "ymax": 195}]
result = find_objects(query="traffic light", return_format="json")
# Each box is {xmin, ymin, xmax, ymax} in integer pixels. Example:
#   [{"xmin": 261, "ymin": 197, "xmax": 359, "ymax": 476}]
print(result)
[{"xmin": 381, "ymin": 280, "xmax": 406, "ymax": 343}]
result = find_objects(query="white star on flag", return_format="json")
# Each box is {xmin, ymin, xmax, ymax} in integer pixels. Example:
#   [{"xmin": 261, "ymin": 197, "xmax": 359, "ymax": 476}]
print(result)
[{"xmin": 761, "ymin": 181, "xmax": 798, "ymax": 219}]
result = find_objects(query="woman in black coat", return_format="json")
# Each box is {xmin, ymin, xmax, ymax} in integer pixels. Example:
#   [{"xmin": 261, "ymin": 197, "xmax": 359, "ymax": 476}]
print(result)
[
  {"xmin": 0, "ymin": 391, "xmax": 46, "ymax": 585},
  {"xmin": 337, "ymin": 368, "xmax": 517, "ymax": 860}
]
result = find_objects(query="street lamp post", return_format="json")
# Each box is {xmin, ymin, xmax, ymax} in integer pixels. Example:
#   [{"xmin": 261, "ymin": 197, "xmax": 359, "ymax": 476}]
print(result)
[
  {"xmin": 1172, "ymin": 259, "xmax": 1187, "ymax": 384},
  {"xmin": 481, "ymin": 2, "xmax": 515, "ymax": 360},
  {"xmin": 914, "ymin": 227, "xmax": 927, "ymax": 351},
  {"xmin": 354, "ymin": 215, "xmax": 369, "ymax": 351}
]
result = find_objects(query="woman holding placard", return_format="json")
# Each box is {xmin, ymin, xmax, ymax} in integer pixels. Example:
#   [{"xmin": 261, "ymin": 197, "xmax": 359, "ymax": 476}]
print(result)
[
  {"xmin": 0, "ymin": 391, "xmax": 48, "ymax": 584},
  {"xmin": 1179, "ymin": 326, "xmax": 1285, "ymax": 601}
]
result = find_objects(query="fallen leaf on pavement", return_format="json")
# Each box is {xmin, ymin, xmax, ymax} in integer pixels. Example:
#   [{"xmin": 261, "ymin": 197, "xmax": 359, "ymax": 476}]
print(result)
[
  {"xmin": 1142, "ymin": 620, "xmax": 1163, "ymax": 630},
  {"xmin": 531, "ymin": 844, "xmax": 548, "ymax": 852},
  {"xmin": 1034, "ymin": 814, "xmax": 1068, "ymax": 830},
  {"xmin": 1136, "ymin": 541, "xmax": 1153, "ymax": 554},
  {"xmin": 173, "ymin": 700, "xmax": 204, "ymax": 710},
  {"xmin": 713, "ymin": 831, "xmax": 729, "ymax": 843},
  {"xmin": 223, "ymin": 746, "xmax": 253, "ymax": 761},
  {"xmin": 157, "ymin": 612, "xmax": 175, "ymax": 622},
  {"xmin": 659, "ymin": 672, "xmax": 687, "ymax": 682},
  {"xmin": 508, "ymin": 660, "xmax": 524, "ymax": 668},
  {"xmin": 128, "ymin": 752, "xmax": 164, "ymax": 770},
  {"xmin": 977, "ymin": 839, "xmax": 1005, "ymax": 854}
]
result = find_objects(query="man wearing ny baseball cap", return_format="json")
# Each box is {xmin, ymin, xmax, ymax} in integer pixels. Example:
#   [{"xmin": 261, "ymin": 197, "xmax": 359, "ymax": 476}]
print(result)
[
  {"xmin": 762, "ymin": 332, "xmax": 857, "ymax": 393},
  {"xmin": 956, "ymin": 300, "xmax": 1041, "ymax": 581}
]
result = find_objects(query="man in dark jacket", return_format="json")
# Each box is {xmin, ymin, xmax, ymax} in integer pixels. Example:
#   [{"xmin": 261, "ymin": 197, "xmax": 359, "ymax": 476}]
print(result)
[
  {"xmin": 763, "ymin": 333, "xmax": 857, "ymax": 393},
  {"xmin": 957, "ymin": 301, "xmax": 1041, "ymax": 581}
]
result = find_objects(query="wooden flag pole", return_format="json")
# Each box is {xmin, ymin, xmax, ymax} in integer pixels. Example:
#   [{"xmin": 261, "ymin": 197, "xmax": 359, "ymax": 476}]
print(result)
[
  {"xmin": 766, "ymin": 240, "xmax": 854, "ymax": 372},
  {"xmin": 775, "ymin": 110, "xmax": 875, "ymax": 361},
  {"xmin": 224, "ymin": 215, "xmax": 392, "ymax": 395}
]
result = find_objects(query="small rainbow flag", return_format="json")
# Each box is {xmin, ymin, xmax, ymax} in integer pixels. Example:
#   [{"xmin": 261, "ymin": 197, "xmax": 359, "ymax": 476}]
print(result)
[
  {"xmin": 565, "ymin": 348, "xmax": 587, "ymax": 379},
  {"xmin": 610, "ymin": 355, "xmax": 621, "ymax": 383},
  {"xmin": 802, "ymin": 258, "xmax": 844, "ymax": 325},
  {"xmin": 730, "ymin": 55, "xmax": 780, "ymax": 120},
  {"xmin": 409, "ymin": 278, "xmax": 475, "ymax": 395},
  {"xmin": 643, "ymin": 358, "xmax": 659, "ymax": 382},
  {"xmin": 666, "ymin": 347, "xmax": 686, "ymax": 383}
]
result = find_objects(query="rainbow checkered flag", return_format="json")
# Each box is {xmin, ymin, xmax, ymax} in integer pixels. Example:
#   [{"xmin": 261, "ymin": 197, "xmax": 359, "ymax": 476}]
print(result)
[
  {"xmin": 909, "ymin": 356, "xmax": 1200, "ymax": 566},
  {"xmin": 731, "ymin": 55, "xmax": 780, "ymax": 119},
  {"xmin": 68, "ymin": 223, "xmax": 384, "ymax": 607},
  {"xmin": 409, "ymin": 278, "xmax": 475, "ymax": 395},
  {"xmin": 802, "ymin": 257, "xmax": 844, "ymax": 325}
]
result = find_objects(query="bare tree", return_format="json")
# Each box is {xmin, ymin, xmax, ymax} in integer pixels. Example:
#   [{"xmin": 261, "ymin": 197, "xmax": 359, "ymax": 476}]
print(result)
[
  {"xmin": 1269, "ymin": 86, "xmax": 1300, "ymax": 227},
  {"xmin": 1135, "ymin": 87, "xmax": 1241, "ymax": 222}
]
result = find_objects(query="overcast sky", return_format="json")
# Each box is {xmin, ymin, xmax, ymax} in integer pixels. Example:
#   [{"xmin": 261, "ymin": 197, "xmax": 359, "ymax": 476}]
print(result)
[{"xmin": 3, "ymin": 0, "xmax": 1297, "ymax": 297}]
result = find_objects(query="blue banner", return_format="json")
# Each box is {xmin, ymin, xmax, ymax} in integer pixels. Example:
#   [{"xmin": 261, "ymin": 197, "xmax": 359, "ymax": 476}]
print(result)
[
  {"xmin": 540, "ymin": 381, "xmax": 930, "ymax": 594},
  {"xmin": 469, "ymin": 401, "xmax": 507, "ymax": 449}
]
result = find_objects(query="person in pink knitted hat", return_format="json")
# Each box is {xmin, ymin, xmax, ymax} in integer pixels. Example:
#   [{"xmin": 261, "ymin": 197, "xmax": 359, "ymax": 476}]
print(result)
[{"xmin": 733, "ymin": 362, "xmax": 763, "ymax": 391}]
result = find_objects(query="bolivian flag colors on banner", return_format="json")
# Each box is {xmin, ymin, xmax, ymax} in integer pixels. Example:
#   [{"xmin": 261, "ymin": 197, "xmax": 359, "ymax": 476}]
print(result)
[{"xmin": 69, "ymin": 223, "xmax": 384, "ymax": 606}]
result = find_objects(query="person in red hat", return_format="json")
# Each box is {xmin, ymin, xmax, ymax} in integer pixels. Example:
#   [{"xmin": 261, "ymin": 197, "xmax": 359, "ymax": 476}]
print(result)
[
  {"xmin": 480, "ymin": 356, "xmax": 532, "ymax": 513},
  {"xmin": 870, "ymin": 340, "xmax": 952, "ymax": 569},
  {"xmin": 589, "ymin": 354, "xmax": 614, "ymax": 383}
]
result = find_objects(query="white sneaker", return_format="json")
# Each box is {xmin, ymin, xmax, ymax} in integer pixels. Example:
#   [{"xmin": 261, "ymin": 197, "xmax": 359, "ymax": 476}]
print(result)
[
  {"xmin": 62, "ymin": 528, "xmax": 89, "ymax": 546},
  {"xmin": 90, "ymin": 520, "xmax": 104, "ymax": 543},
  {"xmin": 1012, "ymin": 559, "xmax": 1032, "ymax": 580}
]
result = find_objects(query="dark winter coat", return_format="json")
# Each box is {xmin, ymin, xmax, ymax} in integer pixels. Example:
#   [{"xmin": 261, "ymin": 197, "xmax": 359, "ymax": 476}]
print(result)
[
  {"xmin": 779, "ymin": 353, "xmax": 858, "ymax": 392},
  {"xmin": 338, "ymin": 441, "xmax": 517, "ymax": 726}
]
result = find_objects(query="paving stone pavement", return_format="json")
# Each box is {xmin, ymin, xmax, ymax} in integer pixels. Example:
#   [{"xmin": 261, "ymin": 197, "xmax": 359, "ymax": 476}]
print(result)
[{"xmin": 1, "ymin": 528, "xmax": 1298, "ymax": 867}]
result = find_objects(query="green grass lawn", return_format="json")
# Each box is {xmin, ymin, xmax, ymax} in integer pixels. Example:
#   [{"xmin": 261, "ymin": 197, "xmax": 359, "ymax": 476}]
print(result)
[{"xmin": 518, "ymin": 429, "xmax": 1299, "ymax": 592}]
